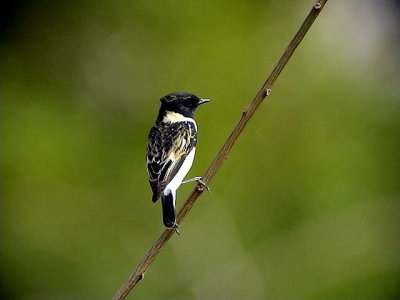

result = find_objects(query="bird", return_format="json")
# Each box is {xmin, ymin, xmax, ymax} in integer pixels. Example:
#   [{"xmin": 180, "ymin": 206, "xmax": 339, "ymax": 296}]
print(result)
[{"xmin": 146, "ymin": 92, "xmax": 210, "ymax": 228}]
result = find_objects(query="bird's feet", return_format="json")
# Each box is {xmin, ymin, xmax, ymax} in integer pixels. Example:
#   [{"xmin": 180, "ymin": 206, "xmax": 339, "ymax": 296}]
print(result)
[
  {"xmin": 182, "ymin": 177, "xmax": 210, "ymax": 193},
  {"xmin": 173, "ymin": 222, "xmax": 180, "ymax": 235},
  {"xmin": 196, "ymin": 177, "xmax": 211, "ymax": 193}
]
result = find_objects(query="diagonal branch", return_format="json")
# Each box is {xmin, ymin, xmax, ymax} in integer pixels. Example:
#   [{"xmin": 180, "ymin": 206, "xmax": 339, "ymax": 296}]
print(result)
[{"xmin": 111, "ymin": 0, "xmax": 329, "ymax": 299}]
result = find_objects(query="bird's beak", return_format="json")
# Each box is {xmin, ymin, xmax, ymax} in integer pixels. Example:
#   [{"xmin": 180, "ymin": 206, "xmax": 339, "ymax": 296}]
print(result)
[{"xmin": 198, "ymin": 98, "xmax": 211, "ymax": 105}]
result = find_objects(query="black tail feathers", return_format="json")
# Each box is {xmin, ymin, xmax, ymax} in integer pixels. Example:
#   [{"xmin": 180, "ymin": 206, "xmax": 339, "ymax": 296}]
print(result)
[
  {"xmin": 161, "ymin": 190, "xmax": 176, "ymax": 228},
  {"xmin": 152, "ymin": 193, "xmax": 158, "ymax": 203}
]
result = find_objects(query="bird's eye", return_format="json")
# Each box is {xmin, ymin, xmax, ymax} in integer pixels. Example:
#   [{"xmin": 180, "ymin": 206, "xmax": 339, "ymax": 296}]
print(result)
[{"xmin": 184, "ymin": 100, "xmax": 194, "ymax": 107}]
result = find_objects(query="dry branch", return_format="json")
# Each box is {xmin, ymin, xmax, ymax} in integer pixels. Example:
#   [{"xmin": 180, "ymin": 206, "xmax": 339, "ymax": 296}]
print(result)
[{"xmin": 112, "ymin": 1, "xmax": 329, "ymax": 299}]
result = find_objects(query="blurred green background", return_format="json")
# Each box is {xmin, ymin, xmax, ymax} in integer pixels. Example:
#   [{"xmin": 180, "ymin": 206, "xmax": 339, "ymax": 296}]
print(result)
[{"xmin": 2, "ymin": 0, "xmax": 400, "ymax": 299}]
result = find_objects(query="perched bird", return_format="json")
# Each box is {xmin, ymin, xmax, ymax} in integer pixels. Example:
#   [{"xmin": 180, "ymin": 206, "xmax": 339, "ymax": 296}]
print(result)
[{"xmin": 146, "ymin": 92, "xmax": 210, "ymax": 228}]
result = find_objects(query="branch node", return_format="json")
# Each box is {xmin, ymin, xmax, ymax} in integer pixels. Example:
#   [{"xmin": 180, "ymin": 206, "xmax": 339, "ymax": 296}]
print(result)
[
  {"xmin": 242, "ymin": 107, "xmax": 249, "ymax": 118},
  {"xmin": 197, "ymin": 184, "xmax": 205, "ymax": 191},
  {"xmin": 314, "ymin": 2, "xmax": 322, "ymax": 9}
]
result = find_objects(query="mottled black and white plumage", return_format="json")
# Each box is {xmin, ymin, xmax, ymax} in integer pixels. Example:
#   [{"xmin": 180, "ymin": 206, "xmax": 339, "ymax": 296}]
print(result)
[{"xmin": 146, "ymin": 92, "xmax": 210, "ymax": 228}]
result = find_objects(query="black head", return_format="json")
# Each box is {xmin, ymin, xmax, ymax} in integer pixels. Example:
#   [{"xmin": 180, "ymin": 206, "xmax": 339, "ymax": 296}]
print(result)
[{"xmin": 159, "ymin": 92, "xmax": 210, "ymax": 119}]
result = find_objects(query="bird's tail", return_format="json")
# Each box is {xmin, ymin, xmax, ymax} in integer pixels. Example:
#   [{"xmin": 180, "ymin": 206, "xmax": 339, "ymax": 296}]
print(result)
[{"xmin": 161, "ymin": 190, "xmax": 176, "ymax": 228}]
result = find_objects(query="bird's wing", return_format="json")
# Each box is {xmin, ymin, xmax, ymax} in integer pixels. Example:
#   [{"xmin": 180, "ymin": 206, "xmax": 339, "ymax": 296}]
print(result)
[{"xmin": 146, "ymin": 121, "xmax": 197, "ymax": 202}]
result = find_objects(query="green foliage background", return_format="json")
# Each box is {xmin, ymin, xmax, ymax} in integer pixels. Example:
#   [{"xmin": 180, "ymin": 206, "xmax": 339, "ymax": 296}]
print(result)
[{"xmin": 2, "ymin": 1, "xmax": 400, "ymax": 299}]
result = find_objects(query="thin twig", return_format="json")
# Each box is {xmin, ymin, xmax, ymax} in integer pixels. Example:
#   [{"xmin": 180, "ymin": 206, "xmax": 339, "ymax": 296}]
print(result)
[{"xmin": 111, "ymin": 0, "xmax": 329, "ymax": 299}]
